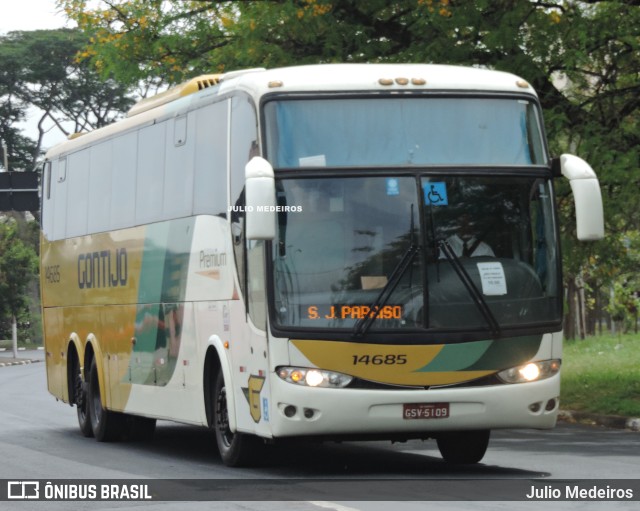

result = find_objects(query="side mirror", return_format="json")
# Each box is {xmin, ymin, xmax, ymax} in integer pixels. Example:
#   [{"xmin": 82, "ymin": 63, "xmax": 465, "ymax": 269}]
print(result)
[
  {"xmin": 245, "ymin": 156, "xmax": 276, "ymax": 240},
  {"xmin": 559, "ymin": 154, "xmax": 604, "ymax": 241}
]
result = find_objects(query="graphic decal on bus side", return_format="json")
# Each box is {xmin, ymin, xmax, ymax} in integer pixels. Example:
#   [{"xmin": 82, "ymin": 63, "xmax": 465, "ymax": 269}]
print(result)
[
  {"xmin": 128, "ymin": 218, "xmax": 195, "ymax": 386},
  {"xmin": 129, "ymin": 303, "xmax": 184, "ymax": 386},
  {"xmin": 242, "ymin": 375, "xmax": 265, "ymax": 423},
  {"xmin": 291, "ymin": 335, "xmax": 543, "ymax": 386},
  {"xmin": 196, "ymin": 249, "xmax": 227, "ymax": 280},
  {"xmin": 40, "ymin": 229, "xmax": 145, "ymax": 308}
]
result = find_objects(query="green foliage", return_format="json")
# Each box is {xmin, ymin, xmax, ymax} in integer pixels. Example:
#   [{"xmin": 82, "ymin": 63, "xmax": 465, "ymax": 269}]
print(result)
[
  {"xmin": 562, "ymin": 334, "xmax": 640, "ymax": 417},
  {"xmin": 0, "ymin": 28, "xmax": 137, "ymax": 169},
  {"xmin": 607, "ymin": 281, "xmax": 639, "ymax": 328},
  {"xmin": 0, "ymin": 28, "xmax": 136, "ymax": 129},
  {"xmin": 0, "ymin": 219, "xmax": 39, "ymax": 341},
  {"xmin": 0, "ymin": 51, "xmax": 39, "ymax": 171},
  {"xmin": 601, "ymin": 231, "xmax": 640, "ymax": 330}
]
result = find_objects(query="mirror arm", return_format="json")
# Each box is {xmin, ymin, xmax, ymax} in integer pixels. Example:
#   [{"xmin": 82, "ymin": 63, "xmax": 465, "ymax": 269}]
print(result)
[{"xmin": 550, "ymin": 157, "xmax": 562, "ymax": 178}]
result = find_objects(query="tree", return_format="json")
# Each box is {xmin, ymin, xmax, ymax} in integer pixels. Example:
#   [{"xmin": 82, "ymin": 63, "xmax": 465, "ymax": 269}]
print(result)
[
  {"xmin": 59, "ymin": 0, "xmax": 640, "ymax": 337},
  {"xmin": 0, "ymin": 81, "xmax": 39, "ymax": 172},
  {"xmin": 0, "ymin": 28, "xmax": 137, "ymax": 170},
  {"xmin": 0, "ymin": 219, "xmax": 39, "ymax": 350}
]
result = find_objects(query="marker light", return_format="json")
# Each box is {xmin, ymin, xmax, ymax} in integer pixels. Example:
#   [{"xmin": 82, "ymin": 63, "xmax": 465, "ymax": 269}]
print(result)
[
  {"xmin": 289, "ymin": 370, "xmax": 304, "ymax": 383},
  {"xmin": 497, "ymin": 359, "xmax": 561, "ymax": 384},
  {"xmin": 277, "ymin": 367, "xmax": 353, "ymax": 388}
]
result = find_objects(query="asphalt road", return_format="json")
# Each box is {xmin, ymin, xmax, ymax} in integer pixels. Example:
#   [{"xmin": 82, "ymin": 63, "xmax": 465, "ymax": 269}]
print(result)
[{"xmin": 0, "ymin": 353, "xmax": 638, "ymax": 510}]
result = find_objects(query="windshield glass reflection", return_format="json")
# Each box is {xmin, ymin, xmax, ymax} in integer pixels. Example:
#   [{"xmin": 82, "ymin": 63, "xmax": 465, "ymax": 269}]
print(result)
[
  {"xmin": 265, "ymin": 98, "xmax": 547, "ymax": 168},
  {"xmin": 271, "ymin": 176, "xmax": 560, "ymax": 333},
  {"xmin": 273, "ymin": 177, "xmax": 422, "ymax": 330}
]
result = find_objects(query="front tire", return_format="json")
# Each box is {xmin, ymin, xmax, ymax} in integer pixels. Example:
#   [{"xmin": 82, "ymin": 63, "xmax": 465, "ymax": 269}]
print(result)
[
  {"xmin": 436, "ymin": 430, "xmax": 490, "ymax": 464},
  {"xmin": 212, "ymin": 371, "xmax": 260, "ymax": 467},
  {"xmin": 87, "ymin": 357, "xmax": 124, "ymax": 442}
]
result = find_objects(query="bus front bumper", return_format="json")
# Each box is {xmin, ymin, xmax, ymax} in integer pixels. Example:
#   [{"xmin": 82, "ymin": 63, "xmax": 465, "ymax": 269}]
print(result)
[{"xmin": 267, "ymin": 373, "xmax": 560, "ymax": 439}]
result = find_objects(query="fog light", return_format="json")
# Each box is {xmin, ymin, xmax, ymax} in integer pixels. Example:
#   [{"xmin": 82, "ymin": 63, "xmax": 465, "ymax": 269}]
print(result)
[{"xmin": 284, "ymin": 405, "xmax": 297, "ymax": 418}]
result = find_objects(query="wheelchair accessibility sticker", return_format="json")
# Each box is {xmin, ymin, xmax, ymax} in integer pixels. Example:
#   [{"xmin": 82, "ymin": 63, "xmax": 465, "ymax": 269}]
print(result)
[
  {"xmin": 424, "ymin": 182, "xmax": 448, "ymax": 206},
  {"xmin": 386, "ymin": 178, "xmax": 400, "ymax": 196}
]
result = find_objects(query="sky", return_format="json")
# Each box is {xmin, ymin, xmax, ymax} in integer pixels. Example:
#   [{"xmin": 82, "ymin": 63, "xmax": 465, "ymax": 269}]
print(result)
[
  {"xmin": 0, "ymin": 0, "xmax": 70, "ymax": 35},
  {"xmin": 1, "ymin": 0, "xmax": 75, "ymax": 151}
]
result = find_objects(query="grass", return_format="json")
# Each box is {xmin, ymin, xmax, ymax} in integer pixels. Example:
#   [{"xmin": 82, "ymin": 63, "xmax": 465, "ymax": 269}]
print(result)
[{"xmin": 561, "ymin": 333, "xmax": 640, "ymax": 417}]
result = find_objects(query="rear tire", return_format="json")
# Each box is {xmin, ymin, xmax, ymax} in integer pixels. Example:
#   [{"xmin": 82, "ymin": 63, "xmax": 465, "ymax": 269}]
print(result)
[
  {"xmin": 73, "ymin": 357, "xmax": 93, "ymax": 438},
  {"xmin": 87, "ymin": 357, "xmax": 125, "ymax": 442},
  {"xmin": 212, "ymin": 371, "xmax": 260, "ymax": 467},
  {"xmin": 436, "ymin": 430, "xmax": 490, "ymax": 464}
]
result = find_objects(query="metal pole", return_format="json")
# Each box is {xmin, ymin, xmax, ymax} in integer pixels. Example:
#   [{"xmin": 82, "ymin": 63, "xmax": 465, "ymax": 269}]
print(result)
[
  {"xmin": 12, "ymin": 315, "xmax": 18, "ymax": 359},
  {"xmin": 3, "ymin": 139, "xmax": 18, "ymax": 357},
  {"xmin": 1, "ymin": 140, "xmax": 8, "ymax": 171}
]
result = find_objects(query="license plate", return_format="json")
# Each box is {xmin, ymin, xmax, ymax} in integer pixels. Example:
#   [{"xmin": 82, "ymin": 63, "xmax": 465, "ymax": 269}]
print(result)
[{"xmin": 403, "ymin": 402, "xmax": 450, "ymax": 420}]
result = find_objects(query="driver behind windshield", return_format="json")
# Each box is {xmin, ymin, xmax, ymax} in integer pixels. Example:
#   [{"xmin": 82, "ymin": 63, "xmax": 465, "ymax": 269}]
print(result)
[{"xmin": 441, "ymin": 213, "xmax": 494, "ymax": 258}]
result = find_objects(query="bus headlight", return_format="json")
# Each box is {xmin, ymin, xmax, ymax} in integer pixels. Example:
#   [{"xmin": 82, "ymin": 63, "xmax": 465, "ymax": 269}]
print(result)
[
  {"xmin": 277, "ymin": 367, "xmax": 353, "ymax": 388},
  {"xmin": 497, "ymin": 359, "xmax": 561, "ymax": 384}
]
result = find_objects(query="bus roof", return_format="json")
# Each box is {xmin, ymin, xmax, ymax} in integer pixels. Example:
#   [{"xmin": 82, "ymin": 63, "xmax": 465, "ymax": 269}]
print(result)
[
  {"xmin": 222, "ymin": 63, "xmax": 535, "ymax": 98},
  {"xmin": 46, "ymin": 63, "xmax": 536, "ymax": 159}
]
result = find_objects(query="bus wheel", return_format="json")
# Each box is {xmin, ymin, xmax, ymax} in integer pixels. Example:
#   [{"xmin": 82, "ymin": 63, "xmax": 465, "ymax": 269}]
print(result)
[
  {"xmin": 436, "ymin": 430, "xmax": 490, "ymax": 464},
  {"xmin": 212, "ymin": 371, "xmax": 259, "ymax": 467},
  {"xmin": 73, "ymin": 358, "xmax": 93, "ymax": 438},
  {"xmin": 87, "ymin": 357, "xmax": 124, "ymax": 442}
]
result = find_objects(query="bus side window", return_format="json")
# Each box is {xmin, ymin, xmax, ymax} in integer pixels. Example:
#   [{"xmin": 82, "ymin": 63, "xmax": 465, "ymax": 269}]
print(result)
[
  {"xmin": 247, "ymin": 240, "xmax": 267, "ymax": 329},
  {"xmin": 230, "ymin": 95, "xmax": 259, "ymax": 308},
  {"xmin": 194, "ymin": 101, "xmax": 228, "ymax": 218},
  {"xmin": 52, "ymin": 158, "xmax": 68, "ymax": 241},
  {"xmin": 42, "ymin": 161, "xmax": 53, "ymax": 238}
]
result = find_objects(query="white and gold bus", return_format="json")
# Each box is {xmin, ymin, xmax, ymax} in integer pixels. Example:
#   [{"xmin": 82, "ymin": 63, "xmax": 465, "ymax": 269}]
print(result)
[{"xmin": 41, "ymin": 64, "xmax": 604, "ymax": 466}]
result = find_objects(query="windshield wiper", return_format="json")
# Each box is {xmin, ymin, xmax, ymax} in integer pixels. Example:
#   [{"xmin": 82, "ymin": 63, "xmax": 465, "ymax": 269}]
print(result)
[
  {"xmin": 352, "ymin": 205, "xmax": 419, "ymax": 339},
  {"xmin": 438, "ymin": 240, "xmax": 501, "ymax": 337}
]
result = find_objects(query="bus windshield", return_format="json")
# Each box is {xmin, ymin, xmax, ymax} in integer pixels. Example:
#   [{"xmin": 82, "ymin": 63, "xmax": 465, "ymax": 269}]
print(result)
[
  {"xmin": 264, "ymin": 97, "xmax": 547, "ymax": 168},
  {"xmin": 271, "ymin": 176, "xmax": 560, "ymax": 333}
]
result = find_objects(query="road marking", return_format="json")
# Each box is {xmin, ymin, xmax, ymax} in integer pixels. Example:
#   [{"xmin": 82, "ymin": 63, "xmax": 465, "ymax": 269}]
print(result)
[{"xmin": 308, "ymin": 501, "xmax": 362, "ymax": 511}]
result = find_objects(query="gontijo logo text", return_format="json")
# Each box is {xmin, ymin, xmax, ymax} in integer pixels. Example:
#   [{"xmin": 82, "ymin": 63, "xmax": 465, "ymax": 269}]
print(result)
[{"xmin": 78, "ymin": 248, "xmax": 128, "ymax": 289}]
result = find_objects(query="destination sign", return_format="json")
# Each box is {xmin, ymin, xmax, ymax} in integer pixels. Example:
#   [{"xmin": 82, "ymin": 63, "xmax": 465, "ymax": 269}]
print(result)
[{"xmin": 306, "ymin": 304, "xmax": 403, "ymax": 320}]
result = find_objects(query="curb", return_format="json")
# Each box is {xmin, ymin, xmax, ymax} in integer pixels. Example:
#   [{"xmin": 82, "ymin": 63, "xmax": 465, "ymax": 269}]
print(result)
[
  {"xmin": 559, "ymin": 410, "xmax": 640, "ymax": 432},
  {"xmin": 0, "ymin": 359, "xmax": 41, "ymax": 368}
]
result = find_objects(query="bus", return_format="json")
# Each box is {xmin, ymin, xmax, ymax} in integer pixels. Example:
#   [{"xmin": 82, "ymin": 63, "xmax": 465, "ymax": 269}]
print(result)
[{"xmin": 40, "ymin": 64, "xmax": 604, "ymax": 466}]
